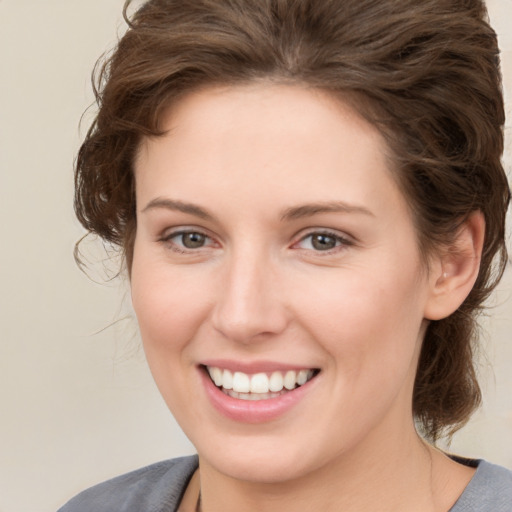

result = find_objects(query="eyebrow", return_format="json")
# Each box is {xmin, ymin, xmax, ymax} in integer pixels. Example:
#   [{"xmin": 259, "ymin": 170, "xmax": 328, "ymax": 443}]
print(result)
[
  {"xmin": 141, "ymin": 197, "xmax": 374, "ymax": 222},
  {"xmin": 280, "ymin": 201, "xmax": 375, "ymax": 221},
  {"xmin": 141, "ymin": 198, "xmax": 216, "ymax": 221}
]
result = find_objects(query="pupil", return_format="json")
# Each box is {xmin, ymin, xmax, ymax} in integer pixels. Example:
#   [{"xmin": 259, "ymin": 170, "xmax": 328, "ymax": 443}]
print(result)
[
  {"xmin": 182, "ymin": 232, "xmax": 205, "ymax": 249},
  {"xmin": 312, "ymin": 234, "xmax": 336, "ymax": 251}
]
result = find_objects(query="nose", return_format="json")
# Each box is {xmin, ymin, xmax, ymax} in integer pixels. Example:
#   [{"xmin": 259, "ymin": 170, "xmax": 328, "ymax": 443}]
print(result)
[{"xmin": 211, "ymin": 248, "xmax": 289, "ymax": 344}]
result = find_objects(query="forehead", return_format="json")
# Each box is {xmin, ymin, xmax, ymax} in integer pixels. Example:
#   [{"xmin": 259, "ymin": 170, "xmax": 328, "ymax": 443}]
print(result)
[
  {"xmin": 137, "ymin": 85, "xmax": 389, "ymax": 178},
  {"xmin": 133, "ymin": 83, "xmax": 411, "ymax": 229}
]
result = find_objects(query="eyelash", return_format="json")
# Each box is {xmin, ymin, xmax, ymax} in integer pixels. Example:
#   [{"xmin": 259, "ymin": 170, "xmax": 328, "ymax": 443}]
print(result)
[{"xmin": 158, "ymin": 228, "xmax": 354, "ymax": 255}]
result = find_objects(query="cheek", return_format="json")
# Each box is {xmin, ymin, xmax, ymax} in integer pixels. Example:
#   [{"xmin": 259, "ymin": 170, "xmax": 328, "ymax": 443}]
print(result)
[
  {"xmin": 292, "ymin": 264, "xmax": 427, "ymax": 372},
  {"xmin": 130, "ymin": 255, "xmax": 212, "ymax": 419},
  {"xmin": 130, "ymin": 252, "xmax": 210, "ymax": 357}
]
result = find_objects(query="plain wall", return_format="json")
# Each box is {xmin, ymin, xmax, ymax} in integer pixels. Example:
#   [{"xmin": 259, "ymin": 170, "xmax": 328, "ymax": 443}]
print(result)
[{"xmin": 0, "ymin": 1, "xmax": 510, "ymax": 511}]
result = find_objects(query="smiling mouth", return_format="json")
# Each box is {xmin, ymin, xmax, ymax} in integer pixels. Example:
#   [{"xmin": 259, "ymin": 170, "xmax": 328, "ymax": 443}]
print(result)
[{"xmin": 204, "ymin": 365, "xmax": 320, "ymax": 401}]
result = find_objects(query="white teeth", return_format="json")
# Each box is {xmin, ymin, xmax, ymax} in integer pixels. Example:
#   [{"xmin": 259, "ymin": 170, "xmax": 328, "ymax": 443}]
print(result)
[
  {"xmin": 211, "ymin": 367, "xmax": 223, "ymax": 387},
  {"xmin": 269, "ymin": 371, "xmax": 284, "ymax": 392},
  {"xmin": 222, "ymin": 369, "xmax": 233, "ymax": 390},
  {"xmin": 250, "ymin": 373, "xmax": 269, "ymax": 393},
  {"xmin": 206, "ymin": 366, "xmax": 316, "ymax": 398},
  {"xmin": 297, "ymin": 369, "xmax": 309, "ymax": 386},
  {"xmin": 233, "ymin": 372, "xmax": 250, "ymax": 393},
  {"xmin": 284, "ymin": 370, "xmax": 297, "ymax": 390}
]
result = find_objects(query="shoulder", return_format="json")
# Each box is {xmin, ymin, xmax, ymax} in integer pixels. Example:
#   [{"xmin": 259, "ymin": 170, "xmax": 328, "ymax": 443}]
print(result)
[
  {"xmin": 451, "ymin": 460, "xmax": 512, "ymax": 512},
  {"xmin": 58, "ymin": 455, "xmax": 199, "ymax": 512}
]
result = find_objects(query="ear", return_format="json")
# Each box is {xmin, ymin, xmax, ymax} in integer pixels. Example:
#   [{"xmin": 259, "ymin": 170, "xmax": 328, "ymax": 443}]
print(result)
[{"xmin": 424, "ymin": 211, "xmax": 485, "ymax": 321}]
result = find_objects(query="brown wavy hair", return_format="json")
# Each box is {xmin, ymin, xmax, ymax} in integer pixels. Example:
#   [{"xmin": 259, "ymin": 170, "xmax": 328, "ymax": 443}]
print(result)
[{"xmin": 75, "ymin": 0, "xmax": 510, "ymax": 441}]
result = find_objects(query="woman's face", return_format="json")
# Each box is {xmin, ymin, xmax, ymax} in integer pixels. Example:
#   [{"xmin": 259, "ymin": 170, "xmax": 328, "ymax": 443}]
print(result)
[{"xmin": 131, "ymin": 84, "xmax": 436, "ymax": 483}]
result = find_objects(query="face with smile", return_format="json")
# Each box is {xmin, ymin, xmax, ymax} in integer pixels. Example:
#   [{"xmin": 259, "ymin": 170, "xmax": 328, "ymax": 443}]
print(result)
[{"xmin": 131, "ymin": 84, "xmax": 438, "ymax": 484}]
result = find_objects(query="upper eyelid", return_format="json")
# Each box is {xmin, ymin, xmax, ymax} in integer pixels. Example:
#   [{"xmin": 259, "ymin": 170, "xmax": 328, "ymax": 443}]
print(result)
[
  {"xmin": 294, "ymin": 228, "xmax": 354, "ymax": 243},
  {"xmin": 288, "ymin": 231, "xmax": 354, "ymax": 257},
  {"xmin": 159, "ymin": 225, "xmax": 214, "ymax": 240},
  {"xmin": 158, "ymin": 228, "xmax": 217, "ymax": 248},
  {"xmin": 159, "ymin": 229, "xmax": 219, "ymax": 254}
]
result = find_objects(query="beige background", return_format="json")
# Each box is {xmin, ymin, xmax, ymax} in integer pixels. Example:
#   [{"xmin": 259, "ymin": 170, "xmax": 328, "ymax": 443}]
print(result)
[{"xmin": 0, "ymin": 1, "xmax": 511, "ymax": 511}]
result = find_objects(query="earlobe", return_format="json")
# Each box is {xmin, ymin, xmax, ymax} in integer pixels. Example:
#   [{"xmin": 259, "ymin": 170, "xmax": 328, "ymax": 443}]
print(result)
[{"xmin": 424, "ymin": 211, "xmax": 485, "ymax": 321}]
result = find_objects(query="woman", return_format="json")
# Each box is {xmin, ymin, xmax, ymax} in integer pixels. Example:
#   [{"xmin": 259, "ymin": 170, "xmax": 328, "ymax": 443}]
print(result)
[{"xmin": 60, "ymin": 0, "xmax": 512, "ymax": 510}]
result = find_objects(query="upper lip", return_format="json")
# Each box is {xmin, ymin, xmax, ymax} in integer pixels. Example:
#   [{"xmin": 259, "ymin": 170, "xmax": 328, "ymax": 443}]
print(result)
[{"xmin": 200, "ymin": 359, "xmax": 319, "ymax": 374}]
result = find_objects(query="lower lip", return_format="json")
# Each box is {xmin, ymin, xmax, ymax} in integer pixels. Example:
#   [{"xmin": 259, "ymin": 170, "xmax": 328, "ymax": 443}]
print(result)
[{"xmin": 200, "ymin": 368, "xmax": 317, "ymax": 423}]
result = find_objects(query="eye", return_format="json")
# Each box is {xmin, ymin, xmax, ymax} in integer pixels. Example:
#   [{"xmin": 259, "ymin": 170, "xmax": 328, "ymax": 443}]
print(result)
[
  {"xmin": 177, "ymin": 232, "xmax": 207, "ymax": 249},
  {"xmin": 294, "ymin": 231, "xmax": 352, "ymax": 252},
  {"xmin": 160, "ymin": 229, "xmax": 216, "ymax": 252}
]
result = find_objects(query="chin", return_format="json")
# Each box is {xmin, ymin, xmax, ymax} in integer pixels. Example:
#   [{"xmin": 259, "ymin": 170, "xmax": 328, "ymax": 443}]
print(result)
[
  {"xmin": 206, "ymin": 456, "xmax": 310, "ymax": 484},
  {"xmin": 197, "ymin": 435, "xmax": 334, "ymax": 485}
]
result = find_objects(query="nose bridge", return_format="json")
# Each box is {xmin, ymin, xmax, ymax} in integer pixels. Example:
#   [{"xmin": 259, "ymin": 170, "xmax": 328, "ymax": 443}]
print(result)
[{"xmin": 212, "ymin": 241, "xmax": 287, "ymax": 343}]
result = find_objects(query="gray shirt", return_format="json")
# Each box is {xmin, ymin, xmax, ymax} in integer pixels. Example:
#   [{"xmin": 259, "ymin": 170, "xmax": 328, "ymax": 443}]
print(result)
[{"xmin": 58, "ymin": 455, "xmax": 512, "ymax": 511}]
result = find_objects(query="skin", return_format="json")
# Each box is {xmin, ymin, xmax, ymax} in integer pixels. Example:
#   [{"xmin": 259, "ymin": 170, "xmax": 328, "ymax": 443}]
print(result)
[{"xmin": 131, "ymin": 84, "xmax": 481, "ymax": 511}]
